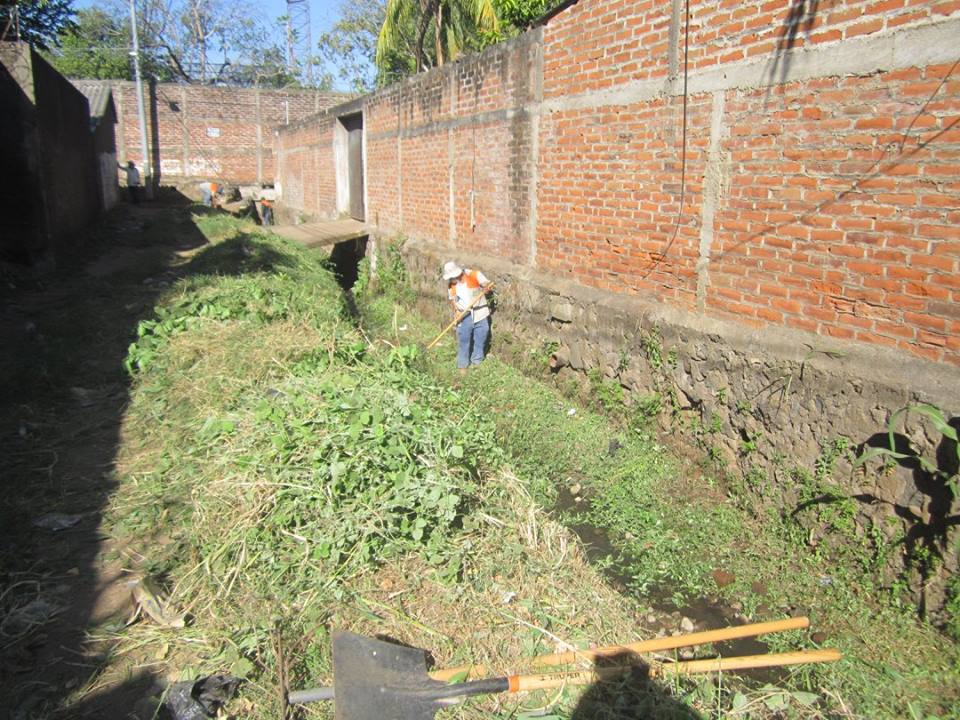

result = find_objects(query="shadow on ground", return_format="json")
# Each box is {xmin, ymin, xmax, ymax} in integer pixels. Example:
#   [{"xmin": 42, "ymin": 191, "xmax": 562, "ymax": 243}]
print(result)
[{"xmin": 0, "ymin": 196, "xmax": 286, "ymax": 718}]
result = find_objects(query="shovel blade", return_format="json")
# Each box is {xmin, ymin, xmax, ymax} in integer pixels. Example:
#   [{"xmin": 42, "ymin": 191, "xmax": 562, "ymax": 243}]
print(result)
[{"xmin": 332, "ymin": 631, "xmax": 449, "ymax": 720}]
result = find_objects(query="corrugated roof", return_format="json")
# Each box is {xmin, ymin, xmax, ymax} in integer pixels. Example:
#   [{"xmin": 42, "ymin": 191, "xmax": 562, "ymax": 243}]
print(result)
[{"xmin": 70, "ymin": 80, "xmax": 115, "ymax": 127}]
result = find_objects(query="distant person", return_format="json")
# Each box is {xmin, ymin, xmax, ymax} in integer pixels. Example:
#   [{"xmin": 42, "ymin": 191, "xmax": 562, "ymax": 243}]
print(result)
[
  {"xmin": 443, "ymin": 261, "xmax": 493, "ymax": 373},
  {"xmin": 260, "ymin": 197, "xmax": 273, "ymax": 226},
  {"xmin": 118, "ymin": 161, "xmax": 141, "ymax": 203},
  {"xmin": 198, "ymin": 181, "xmax": 222, "ymax": 207}
]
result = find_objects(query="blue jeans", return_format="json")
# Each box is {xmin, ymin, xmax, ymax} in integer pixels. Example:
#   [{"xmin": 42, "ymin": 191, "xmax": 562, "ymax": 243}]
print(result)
[{"xmin": 456, "ymin": 314, "xmax": 489, "ymax": 369}]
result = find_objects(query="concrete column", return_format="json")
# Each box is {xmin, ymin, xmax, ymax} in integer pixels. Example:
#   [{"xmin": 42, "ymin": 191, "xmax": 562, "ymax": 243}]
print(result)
[
  {"xmin": 448, "ymin": 127, "xmax": 455, "ymax": 245},
  {"xmin": 255, "ymin": 87, "xmax": 263, "ymax": 184},
  {"xmin": 397, "ymin": 88, "xmax": 403, "ymax": 228},
  {"xmin": 667, "ymin": 0, "xmax": 683, "ymax": 91},
  {"xmin": 116, "ymin": 84, "xmax": 128, "ymax": 161},
  {"xmin": 528, "ymin": 34, "xmax": 544, "ymax": 268},
  {"xmin": 449, "ymin": 72, "xmax": 456, "ymax": 246},
  {"xmin": 696, "ymin": 91, "xmax": 728, "ymax": 312},
  {"xmin": 181, "ymin": 86, "xmax": 189, "ymax": 176}
]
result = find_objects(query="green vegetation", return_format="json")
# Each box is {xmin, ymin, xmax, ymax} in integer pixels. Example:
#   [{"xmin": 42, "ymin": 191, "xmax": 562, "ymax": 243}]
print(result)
[{"xmin": 49, "ymin": 216, "xmax": 957, "ymax": 719}]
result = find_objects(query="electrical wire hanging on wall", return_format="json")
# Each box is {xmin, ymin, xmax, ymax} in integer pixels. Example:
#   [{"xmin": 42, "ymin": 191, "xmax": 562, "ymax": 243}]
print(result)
[{"xmin": 642, "ymin": 0, "xmax": 690, "ymax": 279}]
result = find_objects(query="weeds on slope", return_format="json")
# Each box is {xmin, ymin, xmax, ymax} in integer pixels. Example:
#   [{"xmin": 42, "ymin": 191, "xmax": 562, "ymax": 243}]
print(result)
[{"xmin": 98, "ymin": 218, "xmax": 719, "ymax": 720}]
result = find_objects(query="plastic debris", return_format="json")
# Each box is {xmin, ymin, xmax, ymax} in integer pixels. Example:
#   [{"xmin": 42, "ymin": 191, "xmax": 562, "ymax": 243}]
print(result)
[
  {"xmin": 566, "ymin": 408, "xmax": 576, "ymax": 416},
  {"xmin": 70, "ymin": 387, "xmax": 96, "ymax": 407},
  {"xmin": 129, "ymin": 577, "xmax": 186, "ymax": 628},
  {"xmin": 165, "ymin": 675, "xmax": 241, "ymax": 720},
  {"xmin": 32, "ymin": 513, "xmax": 82, "ymax": 531}
]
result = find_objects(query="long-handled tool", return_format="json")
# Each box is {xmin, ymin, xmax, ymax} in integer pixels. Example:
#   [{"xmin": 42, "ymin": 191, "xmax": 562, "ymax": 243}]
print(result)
[
  {"xmin": 431, "ymin": 615, "xmax": 810, "ymax": 681},
  {"xmin": 426, "ymin": 283, "xmax": 494, "ymax": 350},
  {"xmin": 288, "ymin": 621, "xmax": 841, "ymax": 717}
]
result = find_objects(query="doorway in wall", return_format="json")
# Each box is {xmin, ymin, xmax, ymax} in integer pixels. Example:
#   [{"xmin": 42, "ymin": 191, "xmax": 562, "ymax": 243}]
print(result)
[{"xmin": 338, "ymin": 113, "xmax": 364, "ymax": 221}]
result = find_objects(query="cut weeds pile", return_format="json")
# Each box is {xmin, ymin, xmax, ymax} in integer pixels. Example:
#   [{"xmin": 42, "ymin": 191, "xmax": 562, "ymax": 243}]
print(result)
[{"xmin": 93, "ymin": 215, "xmax": 957, "ymax": 720}]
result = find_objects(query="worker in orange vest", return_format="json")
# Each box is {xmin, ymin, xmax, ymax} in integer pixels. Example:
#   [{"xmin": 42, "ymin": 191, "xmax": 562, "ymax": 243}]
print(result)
[
  {"xmin": 199, "ymin": 181, "xmax": 222, "ymax": 207},
  {"xmin": 443, "ymin": 261, "xmax": 493, "ymax": 373},
  {"xmin": 260, "ymin": 197, "xmax": 273, "ymax": 225}
]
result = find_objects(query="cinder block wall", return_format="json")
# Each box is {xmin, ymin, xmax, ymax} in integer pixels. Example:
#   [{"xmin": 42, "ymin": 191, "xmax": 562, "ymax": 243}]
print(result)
[
  {"xmin": 275, "ymin": 0, "xmax": 960, "ymax": 613},
  {"xmin": 1, "ymin": 43, "xmax": 99, "ymax": 264},
  {"xmin": 106, "ymin": 81, "xmax": 350, "ymax": 185}
]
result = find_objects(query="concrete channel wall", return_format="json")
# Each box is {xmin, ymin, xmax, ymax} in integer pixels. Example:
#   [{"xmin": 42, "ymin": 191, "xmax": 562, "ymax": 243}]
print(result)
[{"xmin": 275, "ymin": 0, "xmax": 960, "ymax": 614}]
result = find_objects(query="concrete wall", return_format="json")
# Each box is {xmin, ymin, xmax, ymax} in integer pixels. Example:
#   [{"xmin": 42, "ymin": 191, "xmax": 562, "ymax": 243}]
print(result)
[
  {"xmin": 0, "ymin": 43, "xmax": 99, "ymax": 264},
  {"xmin": 92, "ymin": 102, "xmax": 118, "ymax": 212},
  {"xmin": 275, "ymin": 1, "xmax": 960, "ymax": 612},
  {"xmin": 105, "ymin": 80, "xmax": 350, "ymax": 185}
]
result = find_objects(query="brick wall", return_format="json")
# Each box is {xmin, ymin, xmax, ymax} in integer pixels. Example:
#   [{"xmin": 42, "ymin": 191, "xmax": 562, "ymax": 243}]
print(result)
[
  {"xmin": 275, "ymin": 0, "xmax": 960, "ymax": 366},
  {"xmin": 105, "ymin": 80, "xmax": 349, "ymax": 185}
]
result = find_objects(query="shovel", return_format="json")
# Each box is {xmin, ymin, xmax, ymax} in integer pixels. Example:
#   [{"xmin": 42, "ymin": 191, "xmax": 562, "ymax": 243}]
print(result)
[{"xmin": 288, "ymin": 629, "xmax": 841, "ymax": 718}]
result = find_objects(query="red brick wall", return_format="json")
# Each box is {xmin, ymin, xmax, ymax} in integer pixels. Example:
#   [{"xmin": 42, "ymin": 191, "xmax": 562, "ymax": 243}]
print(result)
[
  {"xmin": 711, "ymin": 68, "xmax": 960, "ymax": 361},
  {"xmin": 107, "ymin": 80, "xmax": 348, "ymax": 184},
  {"xmin": 276, "ymin": 0, "xmax": 960, "ymax": 366},
  {"xmin": 276, "ymin": 120, "xmax": 336, "ymax": 215},
  {"xmin": 688, "ymin": 0, "xmax": 957, "ymax": 68},
  {"xmin": 277, "ymin": 35, "xmax": 540, "ymax": 259},
  {"xmin": 537, "ymin": 94, "xmax": 711, "ymax": 306},
  {"xmin": 543, "ymin": 0, "xmax": 672, "ymax": 96},
  {"xmin": 365, "ymin": 87, "xmax": 402, "ymax": 231}
]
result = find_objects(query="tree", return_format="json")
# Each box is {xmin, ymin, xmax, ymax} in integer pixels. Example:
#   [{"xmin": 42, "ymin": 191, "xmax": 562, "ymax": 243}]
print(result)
[
  {"xmin": 100, "ymin": 0, "xmax": 293, "ymax": 85},
  {"xmin": 376, "ymin": 0, "xmax": 499, "ymax": 76},
  {"xmin": 316, "ymin": 0, "xmax": 384, "ymax": 93},
  {"xmin": 219, "ymin": 43, "xmax": 307, "ymax": 89},
  {"xmin": 46, "ymin": 7, "xmax": 132, "ymax": 80},
  {"xmin": 1, "ymin": 0, "xmax": 77, "ymax": 49},
  {"xmin": 317, "ymin": 0, "xmax": 559, "ymax": 89},
  {"xmin": 493, "ymin": 0, "xmax": 557, "ymax": 35}
]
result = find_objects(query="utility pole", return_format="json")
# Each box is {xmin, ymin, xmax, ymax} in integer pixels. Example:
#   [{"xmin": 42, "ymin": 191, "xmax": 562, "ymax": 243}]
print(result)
[{"xmin": 128, "ymin": 0, "xmax": 152, "ymax": 198}]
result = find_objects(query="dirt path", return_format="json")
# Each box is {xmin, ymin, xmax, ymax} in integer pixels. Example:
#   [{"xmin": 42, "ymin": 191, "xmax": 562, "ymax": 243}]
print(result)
[{"xmin": 0, "ymin": 202, "xmax": 209, "ymax": 718}]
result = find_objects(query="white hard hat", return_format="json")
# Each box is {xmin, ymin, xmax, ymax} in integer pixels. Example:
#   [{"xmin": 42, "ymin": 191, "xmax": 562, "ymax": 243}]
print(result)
[{"xmin": 442, "ymin": 261, "xmax": 463, "ymax": 280}]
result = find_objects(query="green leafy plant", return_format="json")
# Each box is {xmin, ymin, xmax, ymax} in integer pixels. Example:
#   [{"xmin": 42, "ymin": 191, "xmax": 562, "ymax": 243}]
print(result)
[
  {"xmin": 631, "ymin": 392, "xmax": 662, "ymax": 430},
  {"xmin": 640, "ymin": 327, "xmax": 663, "ymax": 370},
  {"xmin": 587, "ymin": 368, "xmax": 625, "ymax": 413},
  {"xmin": 854, "ymin": 404, "xmax": 959, "ymax": 497}
]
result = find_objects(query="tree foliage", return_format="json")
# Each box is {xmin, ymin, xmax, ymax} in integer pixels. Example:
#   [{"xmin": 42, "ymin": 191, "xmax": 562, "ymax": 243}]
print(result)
[
  {"xmin": 64, "ymin": 0, "xmax": 302, "ymax": 86},
  {"xmin": 316, "ymin": 0, "xmax": 384, "ymax": 93},
  {"xmin": 1, "ymin": 0, "xmax": 77, "ymax": 49},
  {"xmin": 376, "ymin": 0, "xmax": 499, "ymax": 76},
  {"xmin": 46, "ymin": 7, "xmax": 133, "ymax": 80},
  {"xmin": 493, "ymin": 0, "xmax": 557, "ymax": 34}
]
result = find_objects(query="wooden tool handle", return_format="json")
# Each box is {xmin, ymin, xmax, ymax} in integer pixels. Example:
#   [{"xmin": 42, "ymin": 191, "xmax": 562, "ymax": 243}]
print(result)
[
  {"xmin": 502, "ymin": 648, "xmax": 841, "ymax": 693},
  {"xmin": 426, "ymin": 283, "xmax": 494, "ymax": 349},
  {"xmin": 431, "ymin": 616, "xmax": 809, "ymax": 681},
  {"xmin": 652, "ymin": 648, "xmax": 842, "ymax": 677},
  {"xmin": 532, "ymin": 616, "xmax": 810, "ymax": 668}
]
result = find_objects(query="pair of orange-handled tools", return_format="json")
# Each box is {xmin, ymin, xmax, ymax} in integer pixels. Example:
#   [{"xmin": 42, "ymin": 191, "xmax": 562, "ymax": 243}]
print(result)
[{"xmin": 288, "ymin": 616, "xmax": 841, "ymax": 718}]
